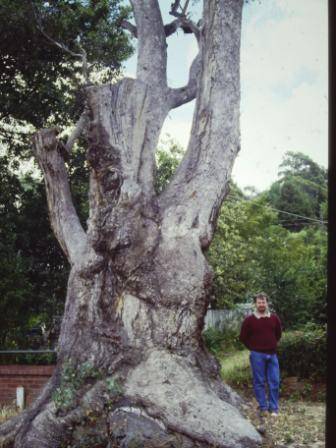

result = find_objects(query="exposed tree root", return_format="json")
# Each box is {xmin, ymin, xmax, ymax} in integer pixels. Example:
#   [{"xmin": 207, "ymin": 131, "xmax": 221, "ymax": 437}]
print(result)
[{"xmin": 0, "ymin": 350, "xmax": 262, "ymax": 448}]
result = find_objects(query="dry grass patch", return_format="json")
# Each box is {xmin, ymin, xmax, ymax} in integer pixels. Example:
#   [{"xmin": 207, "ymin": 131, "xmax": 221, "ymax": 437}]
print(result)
[
  {"xmin": 0, "ymin": 403, "xmax": 18, "ymax": 424},
  {"xmin": 242, "ymin": 395, "xmax": 325, "ymax": 448}
]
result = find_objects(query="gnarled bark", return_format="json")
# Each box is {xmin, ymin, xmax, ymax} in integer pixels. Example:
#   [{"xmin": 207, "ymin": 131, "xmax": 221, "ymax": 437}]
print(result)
[{"xmin": 1, "ymin": 1, "xmax": 263, "ymax": 447}]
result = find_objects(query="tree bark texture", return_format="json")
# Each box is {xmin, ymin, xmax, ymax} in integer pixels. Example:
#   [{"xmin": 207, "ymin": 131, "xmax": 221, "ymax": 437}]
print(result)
[{"xmin": 1, "ymin": 1, "xmax": 262, "ymax": 447}]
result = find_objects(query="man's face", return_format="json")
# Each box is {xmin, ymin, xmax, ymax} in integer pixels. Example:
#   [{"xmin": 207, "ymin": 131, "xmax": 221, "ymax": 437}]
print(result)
[{"xmin": 255, "ymin": 297, "xmax": 268, "ymax": 313}]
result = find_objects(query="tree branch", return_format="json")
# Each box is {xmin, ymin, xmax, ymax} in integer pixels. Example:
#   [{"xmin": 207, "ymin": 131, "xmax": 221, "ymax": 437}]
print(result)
[
  {"xmin": 165, "ymin": 17, "xmax": 201, "ymax": 36},
  {"xmin": 167, "ymin": 11, "xmax": 203, "ymax": 109},
  {"xmin": 31, "ymin": 1, "xmax": 90, "ymax": 83},
  {"xmin": 168, "ymin": 52, "xmax": 202, "ymax": 108},
  {"xmin": 166, "ymin": 0, "xmax": 201, "ymax": 39},
  {"xmin": 164, "ymin": 18, "xmax": 182, "ymax": 37},
  {"xmin": 121, "ymin": 19, "xmax": 137, "ymax": 38},
  {"xmin": 32, "ymin": 128, "xmax": 87, "ymax": 265},
  {"xmin": 65, "ymin": 108, "xmax": 90, "ymax": 154},
  {"xmin": 170, "ymin": 0, "xmax": 183, "ymax": 17},
  {"xmin": 159, "ymin": 0, "xmax": 244, "ymax": 248},
  {"xmin": 130, "ymin": 0, "xmax": 167, "ymax": 88},
  {"xmin": 37, "ymin": 26, "xmax": 82, "ymax": 58}
]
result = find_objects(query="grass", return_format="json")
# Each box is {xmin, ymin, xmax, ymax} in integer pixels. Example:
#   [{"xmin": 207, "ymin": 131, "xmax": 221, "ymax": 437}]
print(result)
[
  {"xmin": 0, "ymin": 403, "xmax": 18, "ymax": 424},
  {"xmin": 220, "ymin": 349, "xmax": 251, "ymax": 385}
]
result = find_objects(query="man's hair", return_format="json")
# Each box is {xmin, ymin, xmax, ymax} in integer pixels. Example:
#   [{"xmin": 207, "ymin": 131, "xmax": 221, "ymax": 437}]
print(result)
[{"xmin": 253, "ymin": 292, "xmax": 269, "ymax": 303}]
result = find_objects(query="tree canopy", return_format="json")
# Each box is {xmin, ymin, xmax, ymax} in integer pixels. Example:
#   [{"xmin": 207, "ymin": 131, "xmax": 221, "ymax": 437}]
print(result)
[
  {"xmin": 0, "ymin": 0, "xmax": 133, "ymax": 348},
  {"xmin": 0, "ymin": 0, "xmax": 133, "ymax": 155},
  {"xmin": 208, "ymin": 152, "xmax": 327, "ymax": 328},
  {"xmin": 267, "ymin": 151, "xmax": 327, "ymax": 231}
]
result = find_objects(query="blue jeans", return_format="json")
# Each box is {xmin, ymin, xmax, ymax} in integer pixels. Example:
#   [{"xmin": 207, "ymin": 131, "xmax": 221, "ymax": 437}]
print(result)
[{"xmin": 249, "ymin": 351, "xmax": 280, "ymax": 413}]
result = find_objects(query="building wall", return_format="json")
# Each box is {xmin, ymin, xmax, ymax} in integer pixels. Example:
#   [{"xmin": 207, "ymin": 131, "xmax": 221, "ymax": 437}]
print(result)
[{"xmin": 0, "ymin": 365, "xmax": 54, "ymax": 406}]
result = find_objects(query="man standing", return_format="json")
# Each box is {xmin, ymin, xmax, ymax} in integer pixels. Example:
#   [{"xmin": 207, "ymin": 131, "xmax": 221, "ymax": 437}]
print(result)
[{"xmin": 239, "ymin": 292, "xmax": 282, "ymax": 419}]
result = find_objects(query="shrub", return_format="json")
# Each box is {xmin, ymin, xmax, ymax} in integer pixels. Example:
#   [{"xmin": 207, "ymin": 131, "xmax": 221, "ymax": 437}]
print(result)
[
  {"xmin": 0, "ymin": 351, "xmax": 56, "ymax": 365},
  {"xmin": 203, "ymin": 327, "xmax": 226, "ymax": 355},
  {"xmin": 203, "ymin": 326, "xmax": 244, "ymax": 355},
  {"xmin": 277, "ymin": 324, "xmax": 326, "ymax": 380}
]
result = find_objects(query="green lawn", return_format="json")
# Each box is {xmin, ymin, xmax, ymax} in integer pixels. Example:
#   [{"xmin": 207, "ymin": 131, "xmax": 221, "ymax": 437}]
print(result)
[{"xmin": 219, "ymin": 349, "xmax": 251, "ymax": 385}]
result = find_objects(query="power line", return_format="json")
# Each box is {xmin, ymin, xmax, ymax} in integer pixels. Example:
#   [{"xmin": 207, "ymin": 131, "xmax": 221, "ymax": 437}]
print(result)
[
  {"xmin": 269, "ymin": 206, "xmax": 327, "ymax": 224},
  {"xmin": 225, "ymin": 193, "xmax": 328, "ymax": 225}
]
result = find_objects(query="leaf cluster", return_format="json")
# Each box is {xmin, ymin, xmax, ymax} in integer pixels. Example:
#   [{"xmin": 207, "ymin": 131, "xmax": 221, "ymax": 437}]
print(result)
[
  {"xmin": 277, "ymin": 323, "xmax": 326, "ymax": 380},
  {"xmin": 0, "ymin": 0, "xmax": 133, "ymax": 155},
  {"xmin": 204, "ymin": 150, "xmax": 327, "ymax": 330},
  {"xmin": 52, "ymin": 360, "xmax": 103, "ymax": 411}
]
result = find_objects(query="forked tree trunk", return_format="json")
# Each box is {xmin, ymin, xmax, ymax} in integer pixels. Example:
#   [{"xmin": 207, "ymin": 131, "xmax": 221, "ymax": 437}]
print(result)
[{"xmin": 1, "ymin": 1, "xmax": 262, "ymax": 447}]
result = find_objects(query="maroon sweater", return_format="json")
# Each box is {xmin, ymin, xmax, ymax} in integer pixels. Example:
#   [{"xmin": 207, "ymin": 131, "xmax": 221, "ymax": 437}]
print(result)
[{"xmin": 239, "ymin": 313, "xmax": 282, "ymax": 354}]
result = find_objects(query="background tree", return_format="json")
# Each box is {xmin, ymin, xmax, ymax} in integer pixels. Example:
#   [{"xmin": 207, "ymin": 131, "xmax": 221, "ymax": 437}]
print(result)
[
  {"xmin": 0, "ymin": 156, "xmax": 34, "ymax": 348},
  {"xmin": 154, "ymin": 135, "xmax": 184, "ymax": 194},
  {"xmin": 0, "ymin": 0, "xmax": 131, "ymax": 351},
  {"xmin": 208, "ymin": 152, "xmax": 327, "ymax": 329},
  {"xmin": 267, "ymin": 151, "xmax": 327, "ymax": 231},
  {"xmin": 0, "ymin": 1, "xmax": 263, "ymax": 447},
  {"xmin": 0, "ymin": 0, "xmax": 133, "ymax": 155}
]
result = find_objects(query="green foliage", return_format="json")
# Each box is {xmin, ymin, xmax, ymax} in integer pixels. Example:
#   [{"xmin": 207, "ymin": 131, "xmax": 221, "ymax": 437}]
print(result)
[
  {"xmin": 203, "ymin": 327, "xmax": 226, "ymax": 355},
  {"xmin": 0, "ymin": 0, "xmax": 133, "ymax": 155},
  {"xmin": 52, "ymin": 360, "xmax": 122, "ymax": 413},
  {"xmin": 203, "ymin": 326, "xmax": 244, "ymax": 356},
  {"xmin": 208, "ymin": 188, "xmax": 280, "ymax": 309},
  {"xmin": 208, "ymin": 152, "xmax": 327, "ymax": 329},
  {"xmin": 0, "ymin": 161, "xmax": 68, "ymax": 348},
  {"xmin": 52, "ymin": 360, "xmax": 104, "ymax": 411},
  {"xmin": 0, "ymin": 352, "xmax": 56, "ymax": 366},
  {"xmin": 268, "ymin": 152, "xmax": 327, "ymax": 231},
  {"xmin": 0, "ymin": 158, "xmax": 35, "ymax": 345},
  {"xmin": 105, "ymin": 376, "xmax": 123, "ymax": 395},
  {"xmin": 277, "ymin": 324, "xmax": 326, "ymax": 380},
  {"xmin": 154, "ymin": 136, "xmax": 184, "ymax": 193},
  {"xmin": 219, "ymin": 350, "xmax": 251, "ymax": 388}
]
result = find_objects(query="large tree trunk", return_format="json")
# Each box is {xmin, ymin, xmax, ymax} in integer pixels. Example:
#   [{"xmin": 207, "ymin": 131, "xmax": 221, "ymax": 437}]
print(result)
[{"xmin": 1, "ymin": 1, "xmax": 262, "ymax": 447}]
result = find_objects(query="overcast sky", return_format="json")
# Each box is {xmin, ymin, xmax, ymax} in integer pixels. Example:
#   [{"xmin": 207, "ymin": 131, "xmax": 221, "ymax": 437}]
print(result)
[{"xmin": 124, "ymin": 0, "xmax": 328, "ymax": 192}]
